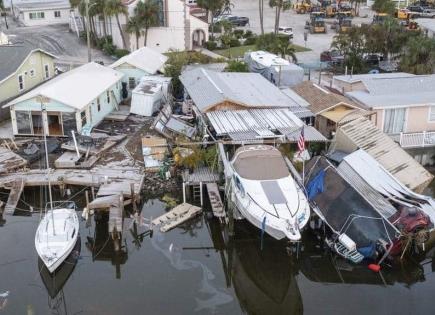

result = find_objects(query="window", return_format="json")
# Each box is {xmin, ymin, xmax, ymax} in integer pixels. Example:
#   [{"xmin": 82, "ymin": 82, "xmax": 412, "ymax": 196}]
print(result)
[
  {"xmin": 128, "ymin": 77, "xmax": 136, "ymax": 89},
  {"xmin": 29, "ymin": 69, "xmax": 35, "ymax": 77},
  {"xmin": 16, "ymin": 111, "xmax": 32, "ymax": 134},
  {"xmin": 383, "ymin": 108, "xmax": 406, "ymax": 134},
  {"xmin": 97, "ymin": 98, "xmax": 101, "ymax": 112},
  {"xmin": 44, "ymin": 64, "xmax": 50, "ymax": 79},
  {"xmin": 54, "ymin": 11, "xmax": 61, "ymax": 18},
  {"xmin": 81, "ymin": 110, "xmax": 87, "ymax": 127},
  {"xmin": 29, "ymin": 12, "xmax": 45, "ymax": 19},
  {"xmin": 429, "ymin": 106, "xmax": 435, "ymax": 122},
  {"xmin": 18, "ymin": 74, "xmax": 24, "ymax": 91}
]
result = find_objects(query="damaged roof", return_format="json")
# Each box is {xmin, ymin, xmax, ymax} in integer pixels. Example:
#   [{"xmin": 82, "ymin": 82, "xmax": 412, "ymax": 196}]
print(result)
[
  {"xmin": 110, "ymin": 47, "xmax": 168, "ymax": 74},
  {"xmin": 180, "ymin": 68, "xmax": 292, "ymax": 113}
]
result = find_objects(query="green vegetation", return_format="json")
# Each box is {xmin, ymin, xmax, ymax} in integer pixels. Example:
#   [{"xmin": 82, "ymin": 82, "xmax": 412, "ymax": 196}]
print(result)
[
  {"xmin": 372, "ymin": 0, "xmax": 396, "ymax": 15},
  {"xmin": 173, "ymin": 146, "xmax": 218, "ymax": 170},
  {"xmin": 214, "ymin": 45, "xmax": 256, "ymax": 58},
  {"xmin": 225, "ymin": 60, "xmax": 249, "ymax": 72}
]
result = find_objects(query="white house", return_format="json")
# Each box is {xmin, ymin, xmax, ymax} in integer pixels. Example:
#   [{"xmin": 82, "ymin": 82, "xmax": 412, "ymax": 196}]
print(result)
[
  {"xmin": 12, "ymin": 0, "xmax": 71, "ymax": 26},
  {"xmin": 109, "ymin": 47, "xmax": 168, "ymax": 98},
  {"xmin": 91, "ymin": 0, "xmax": 209, "ymax": 53},
  {"xmin": 3, "ymin": 62, "xmax": 124, "ymax": 137}
]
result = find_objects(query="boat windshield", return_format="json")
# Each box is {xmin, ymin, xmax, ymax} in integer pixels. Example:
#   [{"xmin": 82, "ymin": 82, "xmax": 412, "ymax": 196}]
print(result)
[{"xmin": 233, "ymin": 147, "xmax": 289, "ymax": 180}]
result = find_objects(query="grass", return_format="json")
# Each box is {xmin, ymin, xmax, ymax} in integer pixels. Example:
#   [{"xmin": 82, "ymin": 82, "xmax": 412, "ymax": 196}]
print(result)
[{"xmin": 213, "ymin": 44, "xmax": 311, "ymax": 59}]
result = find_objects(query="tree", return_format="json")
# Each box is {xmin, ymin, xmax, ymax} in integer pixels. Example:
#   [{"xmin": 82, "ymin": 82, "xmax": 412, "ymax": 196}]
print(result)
[
  {"xmin": 135, "ymin": 0, "xmax": 159, "ymax": 46},
  {"xmin": 105, "ymin": 0, "xmax": 128, "ymax": 49},
  {"xmin": 126, "ymin": 15, "xmax": 141, "ymax": 50},
  {"xmin": 331, "ymin": 26, "xmax": 366, "ymax": 72},
  {"xmin": 219, "ymin": 20, "xmax": 234, "ymax": 58},
  {"xmin": 274, "ymin": 35, "xmax": 297, "ymax": 62},
  {"xmin": 259, "ymin": 0, "xmax": 264, "ymax": 35},
  {"xmin": 197, "ymin": 0, "xmax": 224, "ymax": 40},
  {"xmin": 372, "ymin": 0, "xmax": 395, "ymax": 15},
  {"xmin": 400, "ymin": 36, "xmax": 435, "ymax": 74},
  {"xmin": 269, "ymin": 0, "xmax": 292, "ymax": 34}
]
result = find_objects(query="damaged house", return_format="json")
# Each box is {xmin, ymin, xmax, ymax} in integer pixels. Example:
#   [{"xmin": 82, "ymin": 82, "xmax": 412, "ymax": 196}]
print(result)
[{"xmin": 3, "ymin": 62, "xmax": 124, "ymax": 137}]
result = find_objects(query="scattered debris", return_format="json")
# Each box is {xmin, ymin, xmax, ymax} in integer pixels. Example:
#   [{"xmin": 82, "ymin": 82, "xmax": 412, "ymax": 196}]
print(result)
[
  {"xmin": 141, "ymin": 136, "xmax": 168, "ymax": 170},
  {"xmin": 152, "ymin": 203, "xmax": 202, "ymax": 232}
]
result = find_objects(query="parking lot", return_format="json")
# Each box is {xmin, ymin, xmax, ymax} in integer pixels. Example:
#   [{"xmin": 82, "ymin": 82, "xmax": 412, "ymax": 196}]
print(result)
[{"xmin": 231, "ymin": 0, "xmax": 373, "ymax": 65}]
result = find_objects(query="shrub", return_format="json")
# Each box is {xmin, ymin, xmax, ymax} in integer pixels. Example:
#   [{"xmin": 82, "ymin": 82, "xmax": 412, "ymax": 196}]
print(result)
[
  {"xmin": 243, "ymin": 30, "xmax": 254, "ymax": 38},
  {"xmin": 205, "ymin": 40, "xmax": 218, "ymax": 50},
  {"xmin": 233, "ymin": 29, "xmax": 244, "ymax": 39},
  {"xmin": 209, "ymin": 23, "xmax": 222, "ymax": 33},
  {"xmin": 225, "ymin": 60, "xmax": 249, "ymax": 72},
  {"xmin": 229, "ymin": 38, "xmax": 241, "ymax": 47},
  {"xmin": 114, "ymin": 49, "xmax": 130, "ymax": 58},
  {"xmin": 244, "ymin": 36, "xmax": 257, "ymax": 45},
  {"xmin": 103, "ymin": 42, "xmax": 116, "ymax": 55}
]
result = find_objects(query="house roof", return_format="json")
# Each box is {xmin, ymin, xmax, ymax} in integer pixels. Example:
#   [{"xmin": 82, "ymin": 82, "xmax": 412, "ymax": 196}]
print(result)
[
  {"xmin": 109, "ymin": 47, "xmax": 168, "ymax": 74},
  {"xmin": 291, "ymin": 81, "xmax": 364, "ymax": 115},
  {"xmin": 0, "ymin": 44, "xmax": 56, "ymax": 84},
  {"xmin": 336, "ymin": 116, "xmax": 433, "ymax": 192},
  {"xmin": 346, "ymin": 75, "xmax": 435, "ymax": 108},
  {"xmin": 333, "ymin": 72, "xmax": 414, "ymax": 84},
  {"xmin": 4, "ymin": 62, "xmax": 124, "ymax": 110},
  {"xmin": 14, "ymin": 0, "xmax": 71, "ymax": 11},
  {"xmin": 180, "ymin": 68, "xmax": 292, "ymax": 113}
]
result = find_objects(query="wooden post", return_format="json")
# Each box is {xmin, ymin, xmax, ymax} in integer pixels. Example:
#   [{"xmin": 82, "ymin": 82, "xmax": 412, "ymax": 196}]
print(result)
[
  {"xmin": 130, "ymin": 182, "xmax": 137, "ymax": 213},
  {"xmin": 182, "ymin": 182, "xmax": 186, "ymax": 203},
  {"xmin": 200, "ymin": 182, "xmax": 203, "ymax": 206},
  {"xmin": 91, "ymin": 186, "xmax": 96, "ymax": 200},
  {"xmin": 85, "ymin": 190, "xmax": 90, "ymax": 210}
]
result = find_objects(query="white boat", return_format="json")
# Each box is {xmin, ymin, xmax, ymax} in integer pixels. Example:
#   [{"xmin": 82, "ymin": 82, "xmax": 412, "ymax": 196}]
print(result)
[
  {"xmin": 35, "ymin": 202, "xmax": 79, "ymax": 273},
  {"xmin": 227, "ymin": 145, "xmax": 310, "ymax": 241}
]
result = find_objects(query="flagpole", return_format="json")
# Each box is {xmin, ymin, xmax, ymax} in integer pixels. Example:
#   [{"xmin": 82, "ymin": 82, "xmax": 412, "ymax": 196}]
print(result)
[{"xmin": 302, "ymin": 158, "xmax": 305, "ymax": 186}]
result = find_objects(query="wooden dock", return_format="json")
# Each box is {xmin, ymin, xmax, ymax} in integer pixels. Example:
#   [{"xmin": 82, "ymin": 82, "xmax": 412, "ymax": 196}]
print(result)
[
  {"xmin": 61, "ymin": 134, "xmax": 126, "ymax": 156},
  {"xmin": 4, "ymin": 179, "xmax": 24, "ymax": 215},
  {"xmin": 206, "ymin": 183, "xmax": 225, "ymax": 218},
  {"xmin": 152, "ymin": 203, "xmax": 202, "ymax": 232},
  {"xmin": 182, "ymin": 167, "xmax": 220, "ymax": 206}
]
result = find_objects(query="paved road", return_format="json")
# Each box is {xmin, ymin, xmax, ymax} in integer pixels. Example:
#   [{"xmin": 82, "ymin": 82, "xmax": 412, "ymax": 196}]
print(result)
[
  {"xmin": 0, "ymin": 15, "xmax": 113, "ymax": 69},
  {"xmin": 231, "ymin": 0, "xmax": 373, "ymax": 65}
]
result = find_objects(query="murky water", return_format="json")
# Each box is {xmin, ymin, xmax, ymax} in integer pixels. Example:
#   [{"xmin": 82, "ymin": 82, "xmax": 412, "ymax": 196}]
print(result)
[{"xmin": 1, "ymin": 187, "xmax": 435, "ymax": 314}]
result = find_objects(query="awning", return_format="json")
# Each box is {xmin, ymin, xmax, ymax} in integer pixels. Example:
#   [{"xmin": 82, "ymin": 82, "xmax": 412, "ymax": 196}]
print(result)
[{"xmin": 319, "ymin": 106, "xmax": 358, "ymax": 123}]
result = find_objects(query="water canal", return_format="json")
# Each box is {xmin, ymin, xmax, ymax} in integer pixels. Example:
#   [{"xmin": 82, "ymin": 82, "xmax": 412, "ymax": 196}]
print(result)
[{"xmin": 1, "ymin": 185, "xmax": 435, "ymax": 315}]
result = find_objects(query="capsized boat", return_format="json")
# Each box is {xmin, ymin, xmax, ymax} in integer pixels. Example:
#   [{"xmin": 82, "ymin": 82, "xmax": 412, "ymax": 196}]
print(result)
[
  {"xmin": 227, "ymin": 145, "xmax": 310, "ymax": 241},
  {"xmin": 35, "ymin": 202, "xmax": 79, "ymax": 273}
]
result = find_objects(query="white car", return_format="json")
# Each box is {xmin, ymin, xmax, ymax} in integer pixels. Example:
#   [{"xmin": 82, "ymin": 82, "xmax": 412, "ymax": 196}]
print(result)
[
  {"xmin": 278, "ymin": 26, "xmax": 294, "ymax": 38},
  {"xmin": 212, "ymin": 14, "xmax": 232, "ymax": 24}
]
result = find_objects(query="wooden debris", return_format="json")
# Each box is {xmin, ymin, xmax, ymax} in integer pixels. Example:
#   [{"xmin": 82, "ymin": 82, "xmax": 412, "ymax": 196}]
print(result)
[
  {"xmin": 152, "ymin": 203, "xmax": 202, "ymax": 232},
  {"xmin": 0, "ymin": 147, "xmax": 27, "ymax": 174},
  {"xmin": 4, "ymin": 179, "xmax": 24, "ymax": 215},
  {"xmin": 61, "ymin": 134, "xmax": 126, "ymax": 156},
  {"xmin": 206, "ymin": 183, "xmax": 225, "ymax": 218},
  {"xmin": 141, "ymin": 136, "xmax": 168, "ymax": 170},
  {"xmin": 87, "ymin": 195, "xmax": 120, "ymax": 209},
  {"xmin": 55, "ymin": 152, "xmax": 82, "ymax": 168}
]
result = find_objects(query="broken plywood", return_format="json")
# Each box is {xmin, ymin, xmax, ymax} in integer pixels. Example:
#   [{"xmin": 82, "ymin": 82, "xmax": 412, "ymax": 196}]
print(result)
[
  {"xmin": 142, "ymin": 136, "xmax": 167, "ymax": 170},
  {"xmin": 55, "ymin": 152, "xmax": 82, "ymax": 168},
  {"xmin": 0, "ymin": 147, "xmax": 27, "ymax": 174},
  {"xmin": 152, "ymin": 203, "xmax": 202, "ymax": 232}
]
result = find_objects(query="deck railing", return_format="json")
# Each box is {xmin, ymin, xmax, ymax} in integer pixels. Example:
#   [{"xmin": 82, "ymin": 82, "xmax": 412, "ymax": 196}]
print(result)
[{"xmin": 389, "ymin": 131, "xmax": 435, "ymax": 149}]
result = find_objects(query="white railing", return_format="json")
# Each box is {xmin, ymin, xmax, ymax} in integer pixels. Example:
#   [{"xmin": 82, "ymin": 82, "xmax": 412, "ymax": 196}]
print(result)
[{"xmin": 390, "ymin": 131, "xmax": 435, "ymax": 148}]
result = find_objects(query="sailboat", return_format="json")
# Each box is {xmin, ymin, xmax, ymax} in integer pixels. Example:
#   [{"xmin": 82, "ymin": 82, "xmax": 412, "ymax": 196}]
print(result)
[
  {"xmin": 226, "ymin": 145, "xmax": 310, "ymax": 241},
  {"xmin": 34, "ymin": 104, "xmax": 79, "ymax": 273}
]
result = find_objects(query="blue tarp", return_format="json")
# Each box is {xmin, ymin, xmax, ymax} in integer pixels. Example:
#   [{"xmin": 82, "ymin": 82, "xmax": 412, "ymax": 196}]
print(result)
[
  {"xmin": 306, "ymin": 170, "xmax": 325, "ymax": 201},
  {"xmin": 357, "ymin": 243, "xmax": 376, "ymax": 258}
]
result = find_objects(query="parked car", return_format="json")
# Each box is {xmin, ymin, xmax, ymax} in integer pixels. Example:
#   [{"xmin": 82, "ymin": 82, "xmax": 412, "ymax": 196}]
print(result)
[
  {"xmin": 278, "ymin": 26, "xmax": 294, "ymax": 38},
  {"xmin": 320, "ymin": 50, "xmax": 344, "ymax": 62},
  {"xmin": 407, "ymin": 5, "xmax": 435, "ymax": 17},
  {"xmin": 226, "ymin": 15, "xmax": 250, "ymax": 27},
  {"xmin": 212, "ymin": 14, "xmax": 231, "ymax": 23}
]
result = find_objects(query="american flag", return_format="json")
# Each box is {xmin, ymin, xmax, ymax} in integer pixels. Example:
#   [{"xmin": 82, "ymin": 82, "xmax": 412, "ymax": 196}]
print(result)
[{"xmin": 297, "ymin": 127, "xmax": 305, "ymax": 152}]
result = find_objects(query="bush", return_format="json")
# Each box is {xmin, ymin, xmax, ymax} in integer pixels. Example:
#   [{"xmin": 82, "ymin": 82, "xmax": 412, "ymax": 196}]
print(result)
[
  {"xmin": 209, "ymin": 23, "xmax": 222, "ymax": 33},
  {"xmin": 205, "ymin": 40, "xmax": 218, "ymax": 50},
  {"xmin": 103, "ymin": 42, "xmax": 116, "ymax": 56},
  {"xmin": 114, "ymin": 49, "xmax": 130, "ymax": 58},
  {"xmin": 229, "ymin": 38, "xmax": 241, "ymax": 47},
  {"xmin": 225, "ymin": 60, "xmax": 249, "ymax": 72},
  {"xmin": 233, "ymin": 29, "xmax": 244, "ymax": 39},
  {"xmin": 244, "ymin": 35, "xmax": 257, "ymax": 45},
  {"xmin": 243, "ymin": 30, "xmax": 254, "ymax": 39}
]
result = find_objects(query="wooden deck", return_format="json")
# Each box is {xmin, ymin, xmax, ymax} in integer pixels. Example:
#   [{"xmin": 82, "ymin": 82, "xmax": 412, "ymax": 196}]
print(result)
[
  {"xmin": 182, "ymin": 167, "xmax": 220, "ymax": 185},
  {"xmin": 152, "ymin": 203, "xmax": 202, "ymax": 232},
  {"xmin": 206, "ymin": 183, "xmax": 225, "ymax": 218}
]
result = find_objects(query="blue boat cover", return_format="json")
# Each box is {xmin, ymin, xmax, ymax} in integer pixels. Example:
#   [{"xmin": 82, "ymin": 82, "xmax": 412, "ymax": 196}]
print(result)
[{"xmin": 306, "ymin": 170, "xmax": 325, "ymax": 201}]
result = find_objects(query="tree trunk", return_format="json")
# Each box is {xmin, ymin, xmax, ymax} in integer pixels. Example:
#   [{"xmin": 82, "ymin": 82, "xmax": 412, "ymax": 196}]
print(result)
[
  {"xmin": 275, "ymin": 6, "xmax": 279, "ymax": 34},
  {"xmin": 116, "ymin": 14, "xmax": 127, "ymax": 49},
  {"xmin": 102, "ymin": 14, "xmax": 108, "ymax": 42},
  {"xmin": 144, "ymin": 27, "xmax": 148, "ymax": 47},
  {"xmin": 90, "ymin": 16, "xmax": 97, "ymax": 40},
  {"xmin": 136, "ymin": 31, "xmax": 139, "ymax": 50},
  {"xmin": 210, "ymin": 10, "xmax": 215, "ymax": 40},
  {"xmin": 276, "ymin": 6, "xmax": 281, "ymax": 34},
  {"xmin": 259, "ymin": 0, "xmax": 264, "ymax": 35}
]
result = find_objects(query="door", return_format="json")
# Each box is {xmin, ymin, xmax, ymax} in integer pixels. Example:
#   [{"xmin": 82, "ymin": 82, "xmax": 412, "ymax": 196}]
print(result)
[{"xmin": 47, "ymin": 112, "xmax": 63, "ymax": 136}]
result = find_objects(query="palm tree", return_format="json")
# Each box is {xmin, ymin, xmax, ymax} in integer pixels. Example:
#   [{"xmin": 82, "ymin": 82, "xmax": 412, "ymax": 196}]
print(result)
[
  {"xmin": 259, "ymin": 0, "xmax": 264, "ymax": 35},
  {"xmin": 399, "ymin": 35, "xmax": 435, "ymax": 74},
  {"xmin": 126, "ymin": 15, "xmax": 141, "ymax": 50},
  {"xmin": 135, "ymin": 0, "xmax": 160, "ymax": 47},
  {"xmin": 274, "ymin": 36, "xmax": 297, "ymax": 62},
  {"xmin": 269, "ymin": 0, "xmax": 292, "ymax": 34},
  {"xmin": 105, "ymin": 0, "xmax": 128, "ymax": 49}
]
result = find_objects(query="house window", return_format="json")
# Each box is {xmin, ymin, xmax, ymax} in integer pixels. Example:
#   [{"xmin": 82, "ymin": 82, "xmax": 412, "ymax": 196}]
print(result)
[
  {"xmin": 29, "ymin": 12, "xmax": 45, "ymax": 19},
  {"xmin": 44, "ymin": 64, "xmax": 50, "ymax": 79},
  {"xmin": 97, "ymin": 98, "xmax": 101, "ymax": 112},
  {"xmin": 429, "ymin": 106, "xmax": 435, "ymax": 122},
  {"xmin": 16, "ymin": 111, "xmax": 32, "ymax": 134},
  {"xmin": 106, "ymin": 90, "xmax": 110, "ymax": 103},
  {"xmin": 383, "ymin": 108, "xmax": 406, "ymax": 134},
  {"xmin": 81, "ymin": 110, "xmax": 87, "ymax": 126},
  {"xmin": 18, "ymin": 74, "xmax": 24, "ymax": 91},
  {"xmin": 128, "ymin": 77, "xmax": 136, "ymax": 89},
  {"xmin": 29, "ymin": 69, "xmax": 35, "ymax": 77},
  {"xmin": 54, "ymin": 11, "xmax": 61, "ymax": 18}
]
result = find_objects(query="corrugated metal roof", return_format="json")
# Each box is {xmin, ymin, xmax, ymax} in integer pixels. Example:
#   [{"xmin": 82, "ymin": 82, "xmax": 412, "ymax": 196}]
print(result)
[
  {"xmin": 288, "ymin": 106, "xmax": 314, "ymax": 118},
  {"xmin": 336, "ymin": 117, "xmax": 433, "ymax": 191},
  {"xmin": 206, "ymin": 108, "xmax": 327, "ymax": 142},
  {"xmin": 180, "ymin": 68, "xmax": 292, "ymax": 112},
  {"xmin": 333, "ymin": 72, "xmax": 414, "ymax": 84},
  {"xmin": 14, "ymin": 0, "xmax": 70, "ymax": 10},
  {"xmin": 110, "ymin": 47, "xmax": 167, "ymax": 74}
]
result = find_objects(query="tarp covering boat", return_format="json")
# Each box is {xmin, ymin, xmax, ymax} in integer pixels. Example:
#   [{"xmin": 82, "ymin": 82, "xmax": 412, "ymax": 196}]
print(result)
[{"xmin": 305, "ymin": 156, "xmax": 400, "ymax": 249}]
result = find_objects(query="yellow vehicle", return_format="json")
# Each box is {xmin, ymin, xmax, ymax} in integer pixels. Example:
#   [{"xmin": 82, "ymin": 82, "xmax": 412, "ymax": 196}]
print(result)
[
  {"xmin": 372, "ymin": 12, "xmax": 388, "ymax": 24},
  {"xmin": 308, "ymin": 12, "xmax": 327, "ymax": 33},
  {"xmin": 396, "ymin": 8, "xmax": 412, "ymax": 19},
  {"xmin": 295, "ymin": 1, "xmax": 312, "ymax": 14},
  {"xmin": 337, "ymin": 17, "xmax": 352, "ymax": 32}
]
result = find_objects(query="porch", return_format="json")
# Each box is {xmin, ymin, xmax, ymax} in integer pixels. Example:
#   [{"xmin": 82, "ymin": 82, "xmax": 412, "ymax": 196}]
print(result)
[{"xmin": 390, "ymin": 131, "xmax": 435, "ymax": 149}]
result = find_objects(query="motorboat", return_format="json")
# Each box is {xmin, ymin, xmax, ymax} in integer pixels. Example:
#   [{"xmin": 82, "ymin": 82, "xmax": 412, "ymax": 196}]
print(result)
[
  {"xmin": 226, "ymin": 145, "xmax": 310, "ymax": 241},
  {"xmin": 35, "ymin": 202, "xmax": 79, "ymax": 273}
]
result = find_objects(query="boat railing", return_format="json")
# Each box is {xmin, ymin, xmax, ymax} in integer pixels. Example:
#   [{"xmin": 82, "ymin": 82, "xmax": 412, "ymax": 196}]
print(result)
[{"xmin": 45, "ymin": 201, "xmax": 77, "ymax": 211}]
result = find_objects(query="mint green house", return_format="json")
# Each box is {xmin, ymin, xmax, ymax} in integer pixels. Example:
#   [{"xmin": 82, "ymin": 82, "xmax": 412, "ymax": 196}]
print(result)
[{"xmin": 3, "ymin": 62, "xmax": 124, "ymax": 136}]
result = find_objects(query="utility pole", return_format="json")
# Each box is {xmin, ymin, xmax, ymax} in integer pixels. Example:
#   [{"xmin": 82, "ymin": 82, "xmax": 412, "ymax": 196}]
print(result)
[{"xmin": 85, "ymin": 0, "xmax": 91, "ymax": 62}]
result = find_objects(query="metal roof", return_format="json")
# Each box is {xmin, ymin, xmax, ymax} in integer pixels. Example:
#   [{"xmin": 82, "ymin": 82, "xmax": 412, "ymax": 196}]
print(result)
[
  {"xmin": 346, "ymin": 75, "xmax": 435, "ymax": 108},
  {"xmin": 206, "ymin": 108, "xmax": 327, "ymax": 142},
  {"xmin": 336, "ymin": 117, "xmax": 433, "ymax": 191},
  {"xmin": 4, "ymin": 62, "xmax": 124, "ymax": 110},
  {"xmin": 110, "ymin": 47, "xmax": 168, "ymax": 74},
  {"xmin": 180, "ymin": 68, "xmax": 292, "ymax": 113},
  {"xmin": 333, "ymin": 72, "xmax": 414, "ymax": 84},
  {"xmin": 14, "ymin": 0, "xmax": 70, "ymax": 10}
]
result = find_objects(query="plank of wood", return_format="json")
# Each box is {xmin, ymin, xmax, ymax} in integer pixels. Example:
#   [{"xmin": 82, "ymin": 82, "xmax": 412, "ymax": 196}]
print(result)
[
  {"xmin": 206, "ymin": 183, "xmax": 225, "ymax": 218},
  {"xmin": 4, "ymin": 179, "xmax": 24, "ymax": 215},
  {"xmin": 88, "ymin": 195, "xmax": 120, "ymax": 209},
  {"xmin": 152, "ymin": 203, "xmax": 202, "ymax": 232},
  {"xmin": 55, "ymin": 151, "xmax": 81, "ymax": 168}
]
